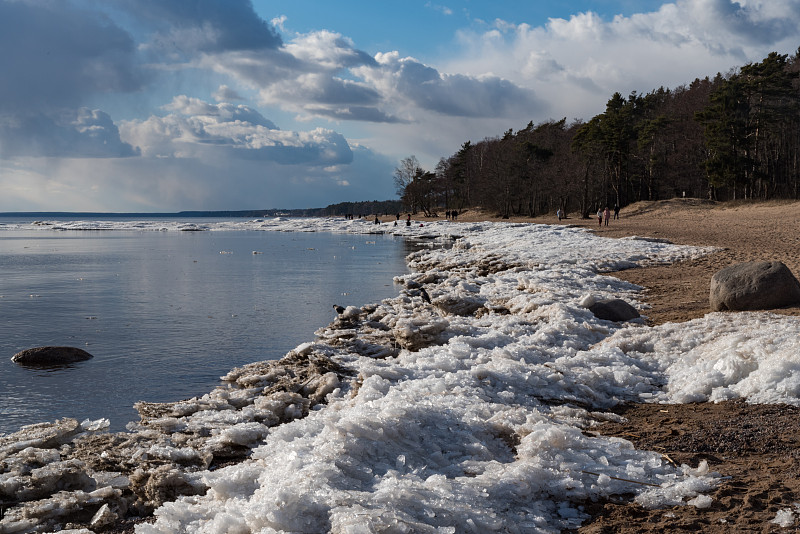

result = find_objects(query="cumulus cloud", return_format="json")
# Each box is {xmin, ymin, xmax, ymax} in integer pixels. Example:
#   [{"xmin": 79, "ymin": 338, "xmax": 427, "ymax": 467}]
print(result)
[
  {"xmin": 0, "ymin": 0, "xmax": 145, "ymax": 158},
  {"xmin": 0, "ymin": 109, "xmax": 138, "ymax": 159},
  {"xmin": 200, "ymin": 28, "xmax": 543, "ymax": 125},
  {"xmin": 355, "ymin": 52, "xmax": 544, "ymax": 118},
  {"xmin": 163, "ymin": 95, "xmax": 278, "ymax": 128},
  {"xmin": 285, "ymin": 30, "xmax": 377, "ymax": 70},
  {"xmin": 121, "ymin": 96, "xmax": 352, "ymax": 166},
  {"xmin": 201, "ymin": 31, "xmax": 388, "ymax": 120},
  {"xmin": 444, "ymin": 0, "xmax": 800, "ymax": 122}
]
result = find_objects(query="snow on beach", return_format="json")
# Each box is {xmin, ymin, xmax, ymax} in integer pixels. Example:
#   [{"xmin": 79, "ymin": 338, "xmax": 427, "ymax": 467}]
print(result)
[{"xmin": 3, "ymin": 217, "xmax": 800, "ymax": 533}]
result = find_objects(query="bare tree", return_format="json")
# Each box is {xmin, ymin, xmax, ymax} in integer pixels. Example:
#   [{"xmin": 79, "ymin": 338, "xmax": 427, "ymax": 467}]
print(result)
[{"xmin": 394, "ymin": 155, "xmax": 423, "ymax": 212}]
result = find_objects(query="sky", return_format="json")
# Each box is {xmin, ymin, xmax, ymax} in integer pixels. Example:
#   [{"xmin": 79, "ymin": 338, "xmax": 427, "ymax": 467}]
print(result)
[{"xmin": 0, "ymin": 0, "xmax": 798, "ymax": 212}]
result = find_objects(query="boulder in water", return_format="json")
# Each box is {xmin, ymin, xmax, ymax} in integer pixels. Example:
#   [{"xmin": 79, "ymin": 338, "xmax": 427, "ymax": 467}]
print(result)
[{"xmin": 11, "ymin": 346, "xmax": 94, "ymax": 366}]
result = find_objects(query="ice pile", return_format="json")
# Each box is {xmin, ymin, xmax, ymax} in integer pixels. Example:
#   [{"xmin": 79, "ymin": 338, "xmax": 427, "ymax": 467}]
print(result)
[
  {"xmin": 3, "ymin": 218, "xmax": 800, "ymax": 533},
  {"xmin": 133, "ymin": 221, "xmax": 721, "ymax": 533}
]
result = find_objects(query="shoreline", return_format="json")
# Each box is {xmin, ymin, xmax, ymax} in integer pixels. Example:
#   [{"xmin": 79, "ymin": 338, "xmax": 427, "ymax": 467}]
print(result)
[
  {"xmin": 3, "ymin": 203, "xmax": 800, "ymax": 532},
  {"xmin": 447, "ymin": 199, "xmax": 800, "ymax": 532},
  {"xmin": 405, "ymin": 198, "xmax": 800, "ymax": 325}
]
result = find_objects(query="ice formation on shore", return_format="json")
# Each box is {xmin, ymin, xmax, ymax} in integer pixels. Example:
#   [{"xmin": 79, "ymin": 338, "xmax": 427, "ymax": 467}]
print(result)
[{"xmin": 2, "ymin": 217, "xmax": 799, "ymax": 533}]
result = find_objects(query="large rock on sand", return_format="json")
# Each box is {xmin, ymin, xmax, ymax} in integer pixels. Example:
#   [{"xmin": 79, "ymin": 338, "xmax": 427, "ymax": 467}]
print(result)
[
  {"xmin": 710, "ymin": 261, "xmax": 800, "ymax": 311},
  {"xmin": 11, "ymin": 346, "xmax": 94, "ymax": 366}
]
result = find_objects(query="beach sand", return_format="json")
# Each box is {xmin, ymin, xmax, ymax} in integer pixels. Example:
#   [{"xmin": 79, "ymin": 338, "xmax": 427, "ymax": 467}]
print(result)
[{"xmin": 441, "ymin": 199, "xmax": 800, "ymax": 532}]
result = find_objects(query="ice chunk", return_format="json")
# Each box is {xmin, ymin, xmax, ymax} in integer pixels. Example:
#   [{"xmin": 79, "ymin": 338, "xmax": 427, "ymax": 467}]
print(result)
[
  {"xmin": 688, "ymin": 494, "xmax": 713, "ymax": 509},
  {"xmin": 772, "ymin": 508, "xmax": 795, "ymax": 527}
]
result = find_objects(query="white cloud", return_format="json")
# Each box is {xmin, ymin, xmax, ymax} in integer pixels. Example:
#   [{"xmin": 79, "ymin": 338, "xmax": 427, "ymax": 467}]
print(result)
[
  {"xmin": 0, "ymin": 0, "xmax": 144, "ymax": 158},
  {"xmin": 0, "ymin": 135, "xmax": 396, "ymax": 212},
  {"xmin": 285, "ymin": 30, "xmax": 376, "ymax": 70},
  {"xmin": 442, "ymin": 0, "xmax": 800, "ymax": 123},
  {"xmin": 163, "ymin": 95, "xmax": 277, "ymax": 128},
  {"xmin": 0, "ymin": 108, "xmax": 138, "ymax": 159},
  {"xmin": 425, "ymin": 2, "xmax": 454, "ymax": 16},
  {"xmin": 355, "ymin": 52, "xmax": 544, "ymax": 119},
  {"xmin": 121, "ymin": 96, "xmax": 352, "ymax": 166},
  {"xmin": 3, "ymin": 0, "xmax": 798, "ymax": 211},
  {"xmin": 199, "ymin": 26, "xmax": 543, "ymax": 125},
  {"xmin": 200, "ymin": 33, "xmax": 389, "ymax": 122},
  {"xmin": 271, "ymin": 15, "xmax": 288, "ymax": 33}
]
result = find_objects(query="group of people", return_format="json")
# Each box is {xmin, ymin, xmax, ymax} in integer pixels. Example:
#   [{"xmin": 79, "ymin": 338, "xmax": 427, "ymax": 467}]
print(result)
[
  {"xmin": 595, "ymin": 204, "xmax": 620, "ymax": 226},
  {"xmin": 555, "ymin": 205, "xmax": 620, "ymax": 226},
  {"xmin": 392, "ymin": 213, "xmax": 413, "ymax": 227}
]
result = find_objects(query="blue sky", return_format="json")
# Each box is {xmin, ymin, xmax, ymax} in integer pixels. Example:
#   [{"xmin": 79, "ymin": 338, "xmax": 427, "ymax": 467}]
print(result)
[{"xmin": 0, "ymin": 1, "xmax": 798, "ymax": 212}]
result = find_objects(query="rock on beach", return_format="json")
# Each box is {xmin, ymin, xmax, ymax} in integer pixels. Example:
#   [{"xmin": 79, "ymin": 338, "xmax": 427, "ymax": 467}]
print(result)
[
  {"xmin": 11, "ymin": 346, "xmax": 94, "ymax": 366},
  {"xmin": 710, "ymin": 261, "xmax": 800, "ymax": 312},
  {"xmin": 588, "ymin": 298, "xmax": 641, "ymax": 322}
]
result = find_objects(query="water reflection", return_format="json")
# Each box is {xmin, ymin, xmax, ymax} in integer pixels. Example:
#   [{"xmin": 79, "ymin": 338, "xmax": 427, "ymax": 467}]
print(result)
[
  {"xmin": 12, "ymin": 362, "xmax": 84, "ymax": 373},
  {"xmin": 0, "ymin": 230, "xmax": 411, "ymax": 434}
]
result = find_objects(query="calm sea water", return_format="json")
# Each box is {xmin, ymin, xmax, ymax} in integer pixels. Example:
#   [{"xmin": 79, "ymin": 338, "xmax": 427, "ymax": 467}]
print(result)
[{"xmin": 0, "ymin": 222, "xmax": 412, "ymax": 434}]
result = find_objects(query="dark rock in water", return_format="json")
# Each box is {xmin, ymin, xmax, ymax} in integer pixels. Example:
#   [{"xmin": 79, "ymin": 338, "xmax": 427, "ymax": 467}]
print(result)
[
  {"xmin": 589, "ymin": 299, "xmax": 640, "ymax": 322},
  {"xmin": 11, "ymin": 346, "xmax": 94, "ymax": 366},
  {"xmin": 710, "ymin": 261, "xmax": 800, "ymax": 311}
]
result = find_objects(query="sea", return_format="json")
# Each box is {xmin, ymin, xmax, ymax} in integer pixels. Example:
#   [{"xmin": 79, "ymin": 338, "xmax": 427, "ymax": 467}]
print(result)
[{"xmin": 0, "ymin": 217, "xmax": 413, "ymax": 435}]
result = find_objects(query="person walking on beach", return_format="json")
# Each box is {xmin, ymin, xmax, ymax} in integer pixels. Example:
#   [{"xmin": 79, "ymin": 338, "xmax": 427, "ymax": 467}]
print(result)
[{"xmin": 603, "ymin": 207, "xmax": 610, "ymax": 226}]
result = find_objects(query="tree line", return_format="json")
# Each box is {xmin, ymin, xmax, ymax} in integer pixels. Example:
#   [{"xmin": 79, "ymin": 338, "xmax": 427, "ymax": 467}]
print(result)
[{"xmin": 394, "ymin": 50, "xmax": 800, "ymax": 218}]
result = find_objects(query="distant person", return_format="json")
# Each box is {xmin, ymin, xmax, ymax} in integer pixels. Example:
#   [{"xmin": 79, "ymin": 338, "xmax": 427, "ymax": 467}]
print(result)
[
  {"xmin": 445, "ymin": 210, "xmax": 451, "ymax": 220},
  {"xmin": 556, "ymin": 208, "xmax": 563, "ymax": 222},
  {"xmin": 613, "ymin": 204, "xmax": 620, "ymax": 220},
  {"xmin": 374, "ymin": 215, "xmax": 379, "ymax": 225},
  {"xmin": 406, "ymin": 214, "xmax": 411, "ymax": 227},
  {"xmin": 452, "ymin": 210, "xmax": 458, "ymax": 221},
  {"xmin": 603, "ymin": 207, "xmax": 610, "ymax": 226},
  {"xmin": 597, "ymin": 209, "xmax": 603, "ymax": 227}
]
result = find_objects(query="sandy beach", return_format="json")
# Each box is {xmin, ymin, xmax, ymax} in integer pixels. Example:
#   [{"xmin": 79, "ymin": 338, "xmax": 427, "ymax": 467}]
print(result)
[
  {"xmin": 447, "ymin": 198, "xmax": 800, "ymax": 325},
  {"xmin": 447, "ymin": 199, "xmax": 800, "ymax": 533}
]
